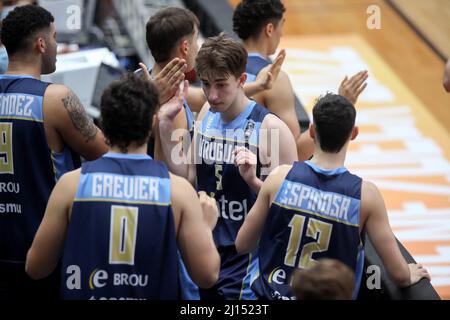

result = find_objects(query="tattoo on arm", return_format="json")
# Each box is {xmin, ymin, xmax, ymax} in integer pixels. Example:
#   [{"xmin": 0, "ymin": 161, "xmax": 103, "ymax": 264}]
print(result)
[{"xmin": 61, "ymin": 90, "xmax": 97, "ymax": 143}]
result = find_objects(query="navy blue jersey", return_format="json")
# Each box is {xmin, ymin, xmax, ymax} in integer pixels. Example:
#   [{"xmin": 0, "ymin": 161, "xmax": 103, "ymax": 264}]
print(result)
[
  {"xmin": 251, "ymin": 161, "xmax": 364, "ymax": 300},
  {"xmin": 196, "ymin": 101, "xmax": 269, "ymax": 248},
  {"xmin": 0, "ymin": 75, "xmax": 78, "ymax": 265},
  {"xmin": 60, "ymin": 153, "xmax": 179, "ymax": 300},
  {"xmin": 246, "ymin": 53, "xmax": 270, "ymax": 83}
]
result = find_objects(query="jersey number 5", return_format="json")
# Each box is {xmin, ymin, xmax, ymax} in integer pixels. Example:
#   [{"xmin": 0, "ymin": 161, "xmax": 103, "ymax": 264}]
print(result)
[
  {"xmin": 284, "ymin": 215, "xmax": 333, "ymax": 269},
  {"xmin": 109, "ymin": 206, "xmax": 139, "ymax": 265},
  {"xmin": 0, "ymin": 123, "xmax": 14, "ymax": 174}
]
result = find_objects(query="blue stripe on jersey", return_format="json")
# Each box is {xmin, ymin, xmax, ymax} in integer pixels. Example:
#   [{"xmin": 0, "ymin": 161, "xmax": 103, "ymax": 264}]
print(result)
[
  {"xmin": 251, "ymin": 161, "xmax": 363, "ymax": 300},
  {"xmin": 352, "ymin": 244, "xmax": 365, "ymax": 299},
  {"xmin": 273, "ymin": 181, "xmax": 360, "ymax": 226},
  {"xmin": 0, "ymin": 75, "xmax": 58, "ymax": 264},
  {"xmin": 0, "ymin": 93, "xmax": 44, "ymax": 122},
  {"xmin": 178, "ymin": 251, "xmax": 200, "ymax": 300},
  {"xmin": 239, "ymin": 253, "xmax": 259, "ymax": 300},
  {"xmin": 61, "ymin": 155, "xmax": 179, "ymax": 300},
  {"xmin": 75, "ymin": 172, "xmax": 170, "ymax": 205}
]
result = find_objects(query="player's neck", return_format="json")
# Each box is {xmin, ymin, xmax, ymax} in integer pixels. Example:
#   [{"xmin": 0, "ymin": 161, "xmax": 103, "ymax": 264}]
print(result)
[
  {"xmin": 109, "ymin": 144, "xmax": 148, "ymax": 156},
  {"xmin": 220, "ymin": 91, "xmax": 251, "ymax": 123},
  {"xmin": 244, "ymin": 39, "xmax": 270, "ymax": 58},
  {"xmin": 6, "ymin": 58, "xmax": 41, "ymax": 79},
  {"xmin": 310, "ymin": 148, "xmax": 347, "ymax": 170}
]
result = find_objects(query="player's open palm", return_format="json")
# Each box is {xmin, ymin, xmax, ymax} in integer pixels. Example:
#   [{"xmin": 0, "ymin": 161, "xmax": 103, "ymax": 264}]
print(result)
[
  {"xmin": 158, "ymin": 80, "xmax": 188, "ymax": 123},
  {"xmin": 256, "ymin": 49, "xmax": 286, "ymax": 91},
  {"xmin": 338, "ymin": 70, "xmax": 368, "ymax": 105},
  {"xmin": 234, "ymin": 147, "xmax": 257, "ymax": 187}
]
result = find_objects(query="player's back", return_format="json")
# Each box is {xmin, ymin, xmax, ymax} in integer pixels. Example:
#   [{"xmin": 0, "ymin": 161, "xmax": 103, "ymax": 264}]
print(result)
[
  {"xmin": 0, "ymin": 75, "xmax": 78, "ymax": 265},
  {"xmin": 251, "ymin": 161, "xmax": 364, "ymax": 300},
  {"xmin": 60, "ymin": 153, "xmax": 179, "ymax": 300}
]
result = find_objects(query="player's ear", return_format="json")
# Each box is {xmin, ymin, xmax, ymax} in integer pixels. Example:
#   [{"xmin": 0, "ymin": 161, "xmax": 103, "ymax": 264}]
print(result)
[
  {"xmin": 178, "ymin": 39, "xmax": 189, "ymax": 59},
  {"xmin": 239, "ymin": 73, "xmax": 247, "ymax": 87},
  {"xmin": 309, "ymin": 124, "xmax": 316, "ymax": 140},
  {"xmin": 350, "ymin": 126, "xmax": 359, "ymax": 140},
  {"xmin": 264, "ymin": 22, "xmax": 274, "ymax": 38}
]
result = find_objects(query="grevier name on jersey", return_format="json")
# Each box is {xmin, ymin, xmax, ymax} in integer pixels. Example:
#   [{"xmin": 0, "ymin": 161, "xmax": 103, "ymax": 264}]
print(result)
[
  {"xmin": 91, "ymin": 174, "xmax": 160, "ymax": 201},
  {"xmin": 279, "ymin": 182, "xmax": 352, "ymax": 222},
  {"xmin": 0, "ymin": 95, "xmax": 35, "ymax": 117}
]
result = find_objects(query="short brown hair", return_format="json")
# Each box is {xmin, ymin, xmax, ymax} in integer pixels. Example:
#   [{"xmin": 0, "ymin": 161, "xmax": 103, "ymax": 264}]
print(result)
[
  {"xmin": 291, "ymin": 259, "xmax": 355, "ymax": 300},
  {"xmin": 195, "ymin": 33, "xmax": 247, "ymax": 80},
  {"xmin": 146, "ymin": 7, "xmax": 199, "ymax": 63}
]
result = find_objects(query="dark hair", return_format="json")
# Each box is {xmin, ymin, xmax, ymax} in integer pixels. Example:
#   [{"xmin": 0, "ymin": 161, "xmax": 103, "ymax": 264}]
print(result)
[
  {"xmin": 291, "ymin": 259, "xmax": 355, "ymax": 300},
  {"xmin": 196, "ymin": 33, "xmax": 247, "ymax": 80},
  {"xmin": 0, "ymin": 5, "xmax": 54, "ymax": 56},
  {"xmin": 312, "ymin": 93, "xmax": 356, "ymax": 153},
  {"xmin": 146, "ymin": 7, "xmax": 199, "ymax": 63},
  {"xmin": 233, "ymin": 0, "xmax": 285, "ymax": 41},
  {"xmin": 100, "ymin": 74, "xmax": 159, "ymax": 152}
]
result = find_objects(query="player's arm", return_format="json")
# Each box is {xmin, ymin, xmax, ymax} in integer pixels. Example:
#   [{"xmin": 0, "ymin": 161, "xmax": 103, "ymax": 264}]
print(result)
[
  {"xmin": 158, "ymin": 81, "xmax": 196, "ymax": 184},
  {"xmin": 44, "ymin": 84, "xmax": 108, "ymax": 160},
  {"xmin": 362, "ymin": 181, "xmax": 431, "ymax": 287},
  {"xmin": 256, "ymin": 71, "xmax": 314, "ymax": 161},
  {"xmin": 26, "ymin": 169, "xmax": 80, "ymax": 280},
  {"xmin": 261, "ymin": 113, "xmax": 298, "ymax": 169},
  {"xmin": 171, "ymin": 174, "xmax": 220, "ymax": 288},
  {"xmin": 235, "ymin": 165, "xmax": 290, "ymax": 254}
]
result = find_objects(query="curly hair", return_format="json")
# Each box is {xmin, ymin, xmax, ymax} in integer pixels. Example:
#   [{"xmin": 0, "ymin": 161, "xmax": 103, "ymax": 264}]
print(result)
[
  {"xmin": 233, "ymin": 0, "xmax": 285, "ymax": 41},
  {"xmin": 313, "ymin": 93, "xmax": 356, "ymax": 153},
  {"xmin": 0, "ymin": 5, "xmax": 54, "ymax": 56},
  {"xmin": 100, "ymin": 74, "xmax": 159, "ymax": 153}
]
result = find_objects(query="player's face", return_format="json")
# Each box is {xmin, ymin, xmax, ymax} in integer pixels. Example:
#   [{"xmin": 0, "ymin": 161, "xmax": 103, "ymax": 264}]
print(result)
[
  {"xmin": 41, "ymin": 23, "xmax": 57, "ymax": 74},
  {"xmin": 201, "ymin": 74, "xmax": 243, "ymax": 113}
]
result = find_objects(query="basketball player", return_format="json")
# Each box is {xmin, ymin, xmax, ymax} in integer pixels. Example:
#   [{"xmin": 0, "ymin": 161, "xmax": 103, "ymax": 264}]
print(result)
[
  {"xmin": 0, "ymin": 5, "xmax": 107, "ymax": 299},
  {"xmin": 25, "ymin": 74, "xmax": 220, "ymax": 300},
  {"xmin": 158, "ymin": 34, "xmax": 297, "ymax": 300},
  {"xmin": 236, "ymin": 93, "xmax": 430, "ymax": 300},
  {"xmin": 140, "ymin": 7, "xmax": 285, "ymax": 162},
  {"xmin": 233, "ymin": 0, "xmax": 368, "ymax": 160}
]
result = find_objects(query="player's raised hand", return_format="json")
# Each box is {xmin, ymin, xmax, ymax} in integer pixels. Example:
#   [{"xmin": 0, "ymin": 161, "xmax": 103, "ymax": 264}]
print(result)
[
  {"xmin": 158, "ymin": 80, "xmax": 189, "ymax": 123},
  {"xmin": 256, "ymin": 49, "xmax": 286, "ymax": 91},
  {"xmin": 139, "ymin": 58, "xmax": 187, "ymax": 104},
  {"xmin": 338, "ymin": 70, "xmax": 368, "ymax": 105}
]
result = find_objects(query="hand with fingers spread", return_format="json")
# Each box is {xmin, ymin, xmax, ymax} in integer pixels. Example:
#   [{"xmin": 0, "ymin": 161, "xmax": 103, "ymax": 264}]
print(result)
[
  {"xmin": 256, "ymin": 49, "xmax": 286, "ymax": 91},
  {"xmin": 198, "ymin": 191, "xmax": 219, "ymax": 230},
  {"xmin": 233, "ymin": 147, "xmax": 261, "ymax": 193},
  {"xmin": 158, "ymin": 80, "xmax": 189, "ymax": 124},
  {"xmin": 338, "ymin": 70, "xmax": 368, "ymax": 105},
  {"xmin": 407, "ymin": 263, "xmax": 431, "ymax": 286},
  {"xmin": 139, "ymin": 58, "xmax": 187, "ymax": 104}
]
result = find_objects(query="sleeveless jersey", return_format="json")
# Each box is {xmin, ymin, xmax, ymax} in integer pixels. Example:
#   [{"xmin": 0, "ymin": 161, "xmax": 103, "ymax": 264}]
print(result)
[
  {"xmin": 60, "ymin": 153, "xmax": 179, "ymax": 300},
  {"xmin": 0, "ymin": 75, "xmax": 78, "ymax": 265},
  {"xmin": 246, "ymin": 53, "xmax": 270, "ymax": 83},
  {"xmin": 251, "ymin": 161, "xmax": 364, "ymax": 300},
  {"xmin": 196, "ymin": 101, "xmax": 269, "ymax": 248}
]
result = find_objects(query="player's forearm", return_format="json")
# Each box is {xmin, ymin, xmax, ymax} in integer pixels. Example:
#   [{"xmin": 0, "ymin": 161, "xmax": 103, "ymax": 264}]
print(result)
[{"xmin": 159, "ymin": 119, "xmax": 190, "ymax": 178}]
